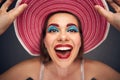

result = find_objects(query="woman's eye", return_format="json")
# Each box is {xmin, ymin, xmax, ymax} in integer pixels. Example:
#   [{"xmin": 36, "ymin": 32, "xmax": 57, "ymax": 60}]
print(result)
[
  {"xmin": 47, "ymin": 25, "xmax": 59, "ymax": 33},
  {"xmin": 67, "ymin": 25, "xmax": 79, "ymax": 32},
  {"xmin": 67, "ymin": 29, "xmax": 77, "ymax": 32}
]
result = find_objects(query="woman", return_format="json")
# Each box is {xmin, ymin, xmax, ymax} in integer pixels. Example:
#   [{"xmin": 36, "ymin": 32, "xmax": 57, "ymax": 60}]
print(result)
[{"xmin": 0, "ymin": 0, "xmax": 120, "ymax": 80}]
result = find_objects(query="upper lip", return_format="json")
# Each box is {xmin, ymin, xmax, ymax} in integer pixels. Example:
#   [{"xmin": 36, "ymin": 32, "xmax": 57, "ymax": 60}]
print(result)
[{"xmin": 54, "ymin": 44, "xmax": 73, "ymax": 50}]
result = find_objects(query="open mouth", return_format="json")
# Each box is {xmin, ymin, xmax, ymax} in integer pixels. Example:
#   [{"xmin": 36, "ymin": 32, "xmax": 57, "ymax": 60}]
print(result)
[{"xmin": 54, "ymin": 44, "xmax": 73, "ymax": 59}]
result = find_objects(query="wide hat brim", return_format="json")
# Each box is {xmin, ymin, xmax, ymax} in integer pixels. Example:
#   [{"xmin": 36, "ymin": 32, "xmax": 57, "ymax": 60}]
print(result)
[{"xmin": 14, "ymin": 0, "xmax": 109, "ymax": 56}]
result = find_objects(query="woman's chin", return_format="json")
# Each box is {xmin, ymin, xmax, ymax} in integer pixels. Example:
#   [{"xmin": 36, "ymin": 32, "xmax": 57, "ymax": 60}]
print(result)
[
  {"xmin": 54, "ymin": 57, "xmax": 75, "ymax": 68},
  {"xmin": 56, "ymin": 61, "xmax": 73, "ymax": 68}
]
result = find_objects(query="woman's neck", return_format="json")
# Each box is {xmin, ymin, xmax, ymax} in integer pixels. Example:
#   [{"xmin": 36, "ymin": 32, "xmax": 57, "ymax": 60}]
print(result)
[{"xmin": 45, "ymin": 59, "xmax": 81, "ymax": 78}]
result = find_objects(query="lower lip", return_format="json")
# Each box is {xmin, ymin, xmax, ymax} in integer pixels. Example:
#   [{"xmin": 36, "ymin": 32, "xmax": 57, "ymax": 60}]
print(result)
[{"xmin": 56, "ymin": 52, "xmax": 71, "ymax": 59}]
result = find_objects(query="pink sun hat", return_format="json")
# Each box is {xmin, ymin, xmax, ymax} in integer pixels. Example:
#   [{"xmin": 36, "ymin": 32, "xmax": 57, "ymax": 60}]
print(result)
[{"xmin": 14, "ymin": 0, "xmax": 110, "ymax": 56}]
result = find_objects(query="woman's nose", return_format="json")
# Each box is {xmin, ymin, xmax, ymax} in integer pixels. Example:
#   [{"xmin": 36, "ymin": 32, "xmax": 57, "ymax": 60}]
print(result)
[{"xmin": 57, "ymin": 32, "xmax": 69, "ymax": 42}]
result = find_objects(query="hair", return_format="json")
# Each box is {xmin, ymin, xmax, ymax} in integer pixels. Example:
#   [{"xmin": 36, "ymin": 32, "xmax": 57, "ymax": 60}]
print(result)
[{"xmin": 40, "ymin": 11, "xmax": 84, "ymax": 64}]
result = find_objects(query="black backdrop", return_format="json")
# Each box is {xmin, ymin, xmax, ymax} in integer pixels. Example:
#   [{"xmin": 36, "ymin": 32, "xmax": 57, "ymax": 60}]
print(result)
[{"xmin": 0, "ymin": 0, "xmax": 120, "ymax": 74}]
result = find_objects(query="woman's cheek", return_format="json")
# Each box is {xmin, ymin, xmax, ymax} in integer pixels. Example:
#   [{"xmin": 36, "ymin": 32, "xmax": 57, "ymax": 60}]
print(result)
[{"xmin": 44, "ymin": 34, "xmax": 57, "ymax": 47}]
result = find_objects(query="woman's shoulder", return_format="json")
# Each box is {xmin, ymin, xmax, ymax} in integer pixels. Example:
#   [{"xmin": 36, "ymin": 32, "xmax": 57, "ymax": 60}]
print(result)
[
  {"xmin": 0, "ymin": 57, "xmax": 42, "ymax": 80},
  {"xmin": 84, "ymin": 58, "xmax": 120, "ymax": 80}
]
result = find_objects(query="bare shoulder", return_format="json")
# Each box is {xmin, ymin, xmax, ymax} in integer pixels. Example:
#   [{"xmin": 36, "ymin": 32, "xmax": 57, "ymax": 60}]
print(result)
[
  {"xmin": 84, "ymin": 58, "xmax": 120, "ymax": 80},
  {"xmin": 0, "ymin": 57, "xmax": 41, "ymax": 80}
]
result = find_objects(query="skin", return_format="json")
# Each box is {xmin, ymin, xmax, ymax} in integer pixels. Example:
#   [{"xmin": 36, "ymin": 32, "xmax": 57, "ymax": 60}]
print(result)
[
  {"xmin": 0, "ymin": 0, "xmax": 120, "ymax": 35},
  {"xmin": 44, "ymin": 13, "xmax": 81, "ymax": 68},
  {"xmin": 95, "ymin": 0, "xmax": 120, "ymax": 31},
  {"xmin": 0, "ymin": 0, "xmax": 27, "ymax": 35},
  {"xmin": 0, "ymin": 58, "xmax": 120, "ymax": 80},
  {"xmin": 0, "ymin": 0, "xmax": 120, "ymax": 80}
]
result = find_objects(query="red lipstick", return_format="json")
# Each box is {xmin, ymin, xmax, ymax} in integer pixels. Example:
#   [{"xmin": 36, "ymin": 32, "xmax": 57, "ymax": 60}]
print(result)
[{"xmin": 54, "ymin": 44, "xmax": 73, "ymax": 59}]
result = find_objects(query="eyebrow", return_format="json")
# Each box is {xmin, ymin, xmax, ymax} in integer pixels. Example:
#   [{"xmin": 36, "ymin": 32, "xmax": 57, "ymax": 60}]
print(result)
[
  {"xmin": 67, "ymin": 23, "xmax": 78, "ymax": 27},
  {"xmin": 48, "ymin": 23, "xmax": 78, "ymax": 27},
  {"xmin": 48, "ymin": 23, "xmax": 59, "ymax": 27}
]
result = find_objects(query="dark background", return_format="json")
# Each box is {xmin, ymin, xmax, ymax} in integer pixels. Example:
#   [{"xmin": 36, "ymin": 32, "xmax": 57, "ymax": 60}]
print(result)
[{"xmin": 0, "ymin": 0, "xmax": 120, "ymax": 74}]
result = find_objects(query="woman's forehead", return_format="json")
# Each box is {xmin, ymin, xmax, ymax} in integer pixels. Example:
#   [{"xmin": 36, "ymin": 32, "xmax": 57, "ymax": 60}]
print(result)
[{"xmin": 47, "ymin": 13, "xmax": 79, "ymax": 25}]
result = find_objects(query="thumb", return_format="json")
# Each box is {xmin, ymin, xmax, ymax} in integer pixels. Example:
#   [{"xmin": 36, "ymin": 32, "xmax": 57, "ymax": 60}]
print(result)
[{"xmin": 95, "ymin": 5, "xmax": 113, "ymax": 22}]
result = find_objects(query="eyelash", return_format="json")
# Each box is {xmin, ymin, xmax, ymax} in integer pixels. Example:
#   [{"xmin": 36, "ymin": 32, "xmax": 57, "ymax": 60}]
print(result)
[
  {"xmin": 67, "ymin": 26, "xmax": 79, "ymax": 32},
  {"xmin": 47, "ymin": 25, "xmax": 79, "ymax": 33},
  {"xmin": 67, "ymin": 29, "xmax": 78, "ymax": 32},
  {"xmin": 47, "ymin": 26, "xmax": 59, "ymax": 32}
]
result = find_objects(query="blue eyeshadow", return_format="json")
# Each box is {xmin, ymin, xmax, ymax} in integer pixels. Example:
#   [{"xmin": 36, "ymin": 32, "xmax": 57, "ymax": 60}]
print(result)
[
  {"xmin": 47, "ymin": 25, "xmax": 59, "ymax": 32},
  {"xmin": 67, "ymin": 25, "xmax": 79, "ymax": 32}
]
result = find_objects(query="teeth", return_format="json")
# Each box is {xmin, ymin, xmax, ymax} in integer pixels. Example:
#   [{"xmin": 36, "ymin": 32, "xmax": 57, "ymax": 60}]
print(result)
[{"xmin": 55, "ymin": 47, "xmax": 71, "ymax": 51}]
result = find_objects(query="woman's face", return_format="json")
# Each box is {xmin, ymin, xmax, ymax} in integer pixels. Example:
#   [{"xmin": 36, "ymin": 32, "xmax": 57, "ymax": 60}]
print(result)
[{"xmin": 44, "ymin": 13, "xmax": 81, "ymax": 68}]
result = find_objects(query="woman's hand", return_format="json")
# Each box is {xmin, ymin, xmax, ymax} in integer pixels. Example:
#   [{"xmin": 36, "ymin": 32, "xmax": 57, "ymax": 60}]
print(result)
[
  {"xmin": 0, "ymin": 0, "xmax": 27, "ymax": 35},
  {"xmin": 95, "ymin": 0, "xmax": 120, "ymax": 31}
]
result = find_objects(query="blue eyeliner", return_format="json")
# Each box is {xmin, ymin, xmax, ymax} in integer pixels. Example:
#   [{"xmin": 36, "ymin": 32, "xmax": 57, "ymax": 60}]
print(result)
[
  {"xmin": 47, "ymin": 25, "xmax": 59, "ymax": 32},
  {"xmin": 67, "ymin": 25, "xmax": 79, "ymax": 32}
]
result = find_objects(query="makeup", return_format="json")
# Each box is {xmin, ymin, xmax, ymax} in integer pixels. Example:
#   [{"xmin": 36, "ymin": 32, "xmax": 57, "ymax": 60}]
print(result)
[
  {"xmin": 54, "ymin": 44, "xmax": 72, "ymax": 59},
  {"xmin": 47, "ymin": 25, "xmax": 59, "ymax": 32},
  {"xmin": 67, "ymin": 25, "xmax": 79, "ymax": 32}
]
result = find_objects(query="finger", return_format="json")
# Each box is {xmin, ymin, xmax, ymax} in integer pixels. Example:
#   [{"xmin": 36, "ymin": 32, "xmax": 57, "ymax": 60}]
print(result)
[
  {"xmin": 0, "ymin": 0, "xmax": 2, "ymax": 3},
  {"xmin": 113, "ymin": 0, "xmax": 120, "ymax": 6},
  {"xmin": 1, "ymin": 0, "xmax": 13, "ymax": 11},
  {"xmin": 95, "ymin": 5, "xmax": 113, "ymax": 22},
  {"xmin": 9, "ymin": 4, "xmax": 27, "ymax": 20},
  {"xmin": 106, "ymin": 0, "xmax": 120, "ymax": 12}
]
